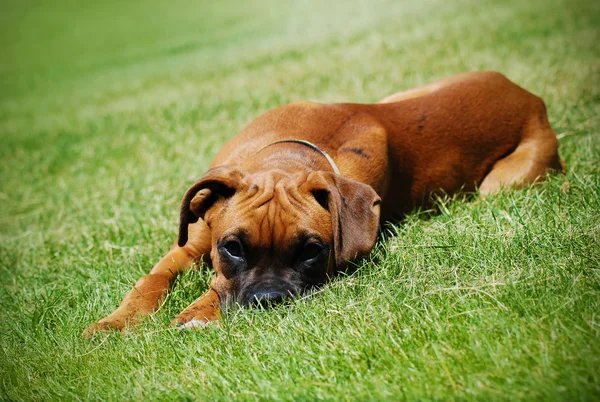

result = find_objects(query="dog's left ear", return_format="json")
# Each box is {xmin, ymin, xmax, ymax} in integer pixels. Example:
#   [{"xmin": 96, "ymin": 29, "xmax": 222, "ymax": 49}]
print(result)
[
  {"xmin": 178, "ymin": 166, "xmax": 245, "ymax": 247},
  {"xmin": 304, "ymin": 172, "xmax": 381, "ymax": 273}
]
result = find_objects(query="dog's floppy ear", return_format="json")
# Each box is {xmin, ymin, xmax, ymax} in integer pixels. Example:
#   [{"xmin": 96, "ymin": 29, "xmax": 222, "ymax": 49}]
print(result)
[
  {"xmin": 178, "ymin": 166, "xmax": 245, "ymax": 247},
  {"xmin": 305, "ymin": 171, "xmax": 381, "ymax": 273}
]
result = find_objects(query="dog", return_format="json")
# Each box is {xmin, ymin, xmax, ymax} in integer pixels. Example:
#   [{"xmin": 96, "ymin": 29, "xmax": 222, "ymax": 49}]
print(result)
[{"xmin": 83, "ymin": 71, "xmax": 563, "ymax": 336}]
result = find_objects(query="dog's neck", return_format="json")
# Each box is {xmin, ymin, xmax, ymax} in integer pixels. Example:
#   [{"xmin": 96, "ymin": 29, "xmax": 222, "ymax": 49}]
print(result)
[{"xmin": 254, "ymin": 139, "xmax": 341, "ymax": 175}]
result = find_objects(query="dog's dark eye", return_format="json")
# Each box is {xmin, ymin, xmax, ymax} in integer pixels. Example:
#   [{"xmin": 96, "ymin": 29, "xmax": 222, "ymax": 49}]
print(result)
[
  {"xmin": 221, "ymin": 240, "xmax": 243, "ymax": 259},
  {"xmin": 299, "ymin": 242, "xmax": 323, "ymax": 263}
]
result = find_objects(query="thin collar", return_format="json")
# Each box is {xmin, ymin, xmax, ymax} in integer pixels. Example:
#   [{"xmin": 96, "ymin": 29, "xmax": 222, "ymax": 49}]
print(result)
[{"xmin": 255, "ymin": 139, "xmax": 341, "ymax": 175}]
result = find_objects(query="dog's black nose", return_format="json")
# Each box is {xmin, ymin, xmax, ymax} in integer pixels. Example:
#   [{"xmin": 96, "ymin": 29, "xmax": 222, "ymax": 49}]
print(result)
[{"xmin": 249, "ymin": 290, "xmax": 287, "ymax": 307}]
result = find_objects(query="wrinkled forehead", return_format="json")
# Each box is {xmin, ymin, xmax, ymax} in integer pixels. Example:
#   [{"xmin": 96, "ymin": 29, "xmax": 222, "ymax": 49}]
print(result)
[{"xmin": 213, "ymin": 171, "xmax": 331, "ymax": 244}]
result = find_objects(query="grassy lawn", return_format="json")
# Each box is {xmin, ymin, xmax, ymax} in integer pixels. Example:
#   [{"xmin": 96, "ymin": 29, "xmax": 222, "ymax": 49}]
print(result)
[{"xmin": 1, "ymin": 0, "xmax": 599, "ymax": 400}]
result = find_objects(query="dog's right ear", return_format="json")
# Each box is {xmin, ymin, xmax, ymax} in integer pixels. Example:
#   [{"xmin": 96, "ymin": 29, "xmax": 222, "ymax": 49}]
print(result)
[
  {"xmin": 302, "ymin": 171, "xmax": 381, "ymax": 274},
  {"xmin": 178, "ymin": 166, "xmax": 245, "ymax": 247}
]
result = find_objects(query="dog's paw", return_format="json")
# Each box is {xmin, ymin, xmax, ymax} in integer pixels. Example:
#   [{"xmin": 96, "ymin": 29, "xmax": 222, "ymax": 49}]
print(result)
[
  {"xmin": 170, "ymin": 316, "xmax": 211, "ymax": 330},
  {"xmin": 175, "ymin": 319, "xmax": 210, "ymax": 330},
  {"xmin": 82, "ymin": 319, "xmax": 128, "ymax": 338}
]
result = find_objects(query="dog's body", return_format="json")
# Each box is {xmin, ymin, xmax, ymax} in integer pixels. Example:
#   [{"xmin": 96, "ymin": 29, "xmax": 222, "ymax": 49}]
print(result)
[{"xmin": 84, "ymin": 71, "xmax": 563, "ymax": 336}]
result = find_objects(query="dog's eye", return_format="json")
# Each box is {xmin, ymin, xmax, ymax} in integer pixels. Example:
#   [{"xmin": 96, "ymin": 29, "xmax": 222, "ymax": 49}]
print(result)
[
  {"xmin": 299, "ymin": 243, "xmax": 323, "ymax": 262},
  {"xmin": 221, "ymin": 241, "xmax": 243, "ymax": 259}
]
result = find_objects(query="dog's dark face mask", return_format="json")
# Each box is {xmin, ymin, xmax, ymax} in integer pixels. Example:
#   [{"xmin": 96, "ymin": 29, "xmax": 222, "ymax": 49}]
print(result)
[
  {"xmin": 212, "ymin": 228, "xmax": 331, "ymax": 308},
  {"xmin": 178, "ymin": 166, "xmax": 380, "ymax": 310}
]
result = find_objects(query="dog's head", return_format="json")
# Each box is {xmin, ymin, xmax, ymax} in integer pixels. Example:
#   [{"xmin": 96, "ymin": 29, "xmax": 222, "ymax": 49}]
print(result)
[{"xmin": 178, "ymin": 166, "xmax": 380, "ymax": 308}]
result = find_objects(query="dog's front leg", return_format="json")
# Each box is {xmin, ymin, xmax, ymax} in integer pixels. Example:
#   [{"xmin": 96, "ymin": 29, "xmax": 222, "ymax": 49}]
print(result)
[
  {"xmin": 81, "ymin": 247, "xmax": 194, "ymax": 337},
  {"xmin": 83, "ymin": 221, "xmax": 211, "ymax": 337},
  {"xmin": 170, "ymin": 286, "xmax": 221, "ymax": 329}
]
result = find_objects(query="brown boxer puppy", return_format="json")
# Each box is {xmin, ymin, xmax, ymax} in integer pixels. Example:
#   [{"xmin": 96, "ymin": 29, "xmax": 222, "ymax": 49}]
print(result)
[{"xmin": 83, "ymin": 71, "xmax": 563, "ymax": 336}]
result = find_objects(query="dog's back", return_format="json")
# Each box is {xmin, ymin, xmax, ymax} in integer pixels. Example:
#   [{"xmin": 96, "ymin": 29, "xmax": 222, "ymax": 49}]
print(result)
[{"xmin": 363, "ymin": 72, "xmax": 563, "ymax": 215}]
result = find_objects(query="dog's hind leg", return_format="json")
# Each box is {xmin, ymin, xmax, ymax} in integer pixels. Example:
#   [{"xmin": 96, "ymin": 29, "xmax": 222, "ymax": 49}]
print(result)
[
  {"xmin": 479, "ymin": 105, "xmax": 565, "ymax": 196},
  {"xmin": 82, "ymin": 220, "xmax": 211, "ymax": 337}
]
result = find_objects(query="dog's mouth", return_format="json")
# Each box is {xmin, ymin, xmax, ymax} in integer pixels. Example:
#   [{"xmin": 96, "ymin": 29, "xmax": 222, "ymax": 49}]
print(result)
[
  {"xmin": 220, "ymin": 283, "xmax": 317, "ymax": 310},
  {"xmin": 246, "ymin": 289, "xmax": 297, "ymax": 308}
]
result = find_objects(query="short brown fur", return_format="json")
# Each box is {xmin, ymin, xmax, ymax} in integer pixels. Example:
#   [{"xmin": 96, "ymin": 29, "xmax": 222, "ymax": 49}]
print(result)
[{"xmin": 84, "ymin": 71, "xmax": 563, "ymax": 336}]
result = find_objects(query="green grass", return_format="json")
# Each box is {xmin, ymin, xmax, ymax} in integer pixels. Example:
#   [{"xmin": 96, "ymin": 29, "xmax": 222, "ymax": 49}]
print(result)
[{"xmin": 1, "ymin": 0, "xmax": 599, "ymax": 400}]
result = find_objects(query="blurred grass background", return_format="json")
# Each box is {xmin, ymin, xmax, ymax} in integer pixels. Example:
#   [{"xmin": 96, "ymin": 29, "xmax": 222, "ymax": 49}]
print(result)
[{"xmin": 1, "ymin": 0, "xmax": 599, "ymax": 400}]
